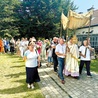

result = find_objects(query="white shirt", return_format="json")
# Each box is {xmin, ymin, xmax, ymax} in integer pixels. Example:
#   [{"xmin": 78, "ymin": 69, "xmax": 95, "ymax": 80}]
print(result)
[
  {"xmin": 79, "ymin": 45, "xmax": 91, "ymax": 61},
  {"xmin": 55, "ymin": 44, "xmax": 66, "ymax": 58},
  {"xmin": 24, "ymin": 50, "xmax": 39, "ymax": 68},
  {"xmin": 47, "ymin": 48, "xmax": 53, "ymax": 57},
  {"xmin": 20, "ymin": 41, "xmax": 25, "ymax": 47},
  {"xmin": 51, "ymin": 42, "xmax": 57, "ymax": 47}
]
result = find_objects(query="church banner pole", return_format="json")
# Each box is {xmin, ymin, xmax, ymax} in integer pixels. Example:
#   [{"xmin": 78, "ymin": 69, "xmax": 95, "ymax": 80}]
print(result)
[
  {"xmin": 66, "ymin": 8, "xmax": 70, "ymax": 42},
  {"xmin": 88, "ymin": 15, "xmax": 92, "ymax": 39},
  {"xmin": 60, "ymin": 18, "xmax": 63, "ymax": 38},
  {"xmin": 87, "ymin": 6, "xmax": 94, "ymax": 41}
]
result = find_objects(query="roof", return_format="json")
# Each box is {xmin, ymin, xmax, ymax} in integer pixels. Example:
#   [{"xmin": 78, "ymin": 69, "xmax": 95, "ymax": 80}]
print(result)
[
  {"xmin": 78, "ymin": 9, "xmax": 98, "ymax": 29},
  {"xmin": 91, "ymin": 9, "xmax": 98, "ymax": 25},
  {"xmin": 91, "ymin": 9, "xmax": 98, "ymax": 26}
]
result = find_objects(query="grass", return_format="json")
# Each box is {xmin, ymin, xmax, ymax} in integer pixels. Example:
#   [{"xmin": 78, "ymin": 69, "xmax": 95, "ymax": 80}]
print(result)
[
  {"xmin": 78, "ymin": 58, "xmax": 98, "ymax": 73},
  {"xmin": 90, "ymin": 59, "xmax": 98, "ymax": 73},
  {"xmin": 0, "ymin": 53, "xmax": 98, "ymax": 98},
  {"xmin": 0, "ymin": 53, "xmax": 44, "ymax": 98},
  {"xmin": 77, "ymin": 57, "xmax": 98, "ymax": 73}
]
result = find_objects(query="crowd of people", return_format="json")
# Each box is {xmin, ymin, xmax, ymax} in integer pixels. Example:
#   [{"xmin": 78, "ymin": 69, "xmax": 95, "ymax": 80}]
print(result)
[
  {"xmin": 0, "ymin": 35, "xmax": 94, "ymax": 88},
  {"xmin": 0, "ymin": 37, "xmax": 16, "ymax": 54}
]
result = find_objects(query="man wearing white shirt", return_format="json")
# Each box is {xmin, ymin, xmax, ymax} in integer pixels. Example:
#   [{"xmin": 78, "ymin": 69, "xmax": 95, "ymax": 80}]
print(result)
[
  {"xmin": 79, "ymin": 40, "xmax": 94, "ymax": 77},
  {"xmin": 55, "ymin": 38, "xmax": 67, "ymax": 84}
]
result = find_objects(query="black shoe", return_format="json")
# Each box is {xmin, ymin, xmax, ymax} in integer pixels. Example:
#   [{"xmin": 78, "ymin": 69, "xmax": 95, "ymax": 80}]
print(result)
[
  {"xmin": 61, "ymin": 80, "xmax": 65, "ymax": 84},
  {"xmin": 58, "ymin": 75, "xmax": 60, "ymax": 79},
  {"xmin": 74, "ymin": 76, "xmax": 80, "ymax": 80},
  {"xmin": 87, "ymin": 74, "xmax": 92, "ymax": 78},
  {"xmin": 54, "ymin": 70, "xmax": 58, "ymax": 72},
  {"xmin": 79, "ymin": 72, "xmax": 82, "ymax": 75}
]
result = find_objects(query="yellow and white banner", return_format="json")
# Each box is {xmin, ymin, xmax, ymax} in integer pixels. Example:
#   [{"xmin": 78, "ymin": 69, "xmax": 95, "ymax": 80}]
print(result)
[
  {"xmin": 61, "ymin": 12, "xmax": 68, "ymax": 30},
  {"xmin": 68, "ymin": 10, "xmax": 93, "ymax": 29},
  {"xmin": 61, "ymin": 10, "xmax": 93, "ymax": 30}
]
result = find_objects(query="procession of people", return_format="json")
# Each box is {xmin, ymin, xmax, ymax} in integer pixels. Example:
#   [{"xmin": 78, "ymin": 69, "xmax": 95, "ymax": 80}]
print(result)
[{"xmin": 0, "ymin": 35, "xmax": 95, "ymax": 88}]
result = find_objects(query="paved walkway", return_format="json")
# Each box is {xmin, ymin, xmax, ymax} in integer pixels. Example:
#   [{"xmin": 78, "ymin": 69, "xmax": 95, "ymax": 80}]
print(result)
[{"xmin": 38, "ymin": 61, "xmax": 98, "ymax": 98}]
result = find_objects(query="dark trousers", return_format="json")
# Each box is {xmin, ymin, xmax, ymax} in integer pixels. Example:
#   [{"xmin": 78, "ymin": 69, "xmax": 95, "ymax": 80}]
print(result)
[
  {"xmin": 79, "ymin": 60, "xmax": 91, "ymax": 75},
  {"xmin": 53, "ymin": 56, "xmax": 58, "ymax": 71},
  {"xmin": 10, "ymin": 46, "xmax": 14, "ymax": 53},
  {"xmin": 4, "ymin": 46, "xmax": 8, "ymax": 53}
]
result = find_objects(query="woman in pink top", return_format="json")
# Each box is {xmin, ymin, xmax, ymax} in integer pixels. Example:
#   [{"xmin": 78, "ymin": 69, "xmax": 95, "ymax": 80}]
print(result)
[{"xmin": 36, "ymin": 40, "xmax": 42, "ymax": 55}]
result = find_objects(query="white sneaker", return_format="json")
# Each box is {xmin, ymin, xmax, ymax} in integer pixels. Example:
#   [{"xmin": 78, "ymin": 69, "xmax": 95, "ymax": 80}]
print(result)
[
  {"xmin": 27, "ymin": 84, "xmax": 31, "ymax": 88},
  {"xmin": 31, "ymin": 84, "xmax": 34, "ymax": 89}
]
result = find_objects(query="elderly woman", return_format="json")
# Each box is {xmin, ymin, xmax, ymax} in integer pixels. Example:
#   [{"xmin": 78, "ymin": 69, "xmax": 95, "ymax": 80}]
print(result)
[{"xmin": 23, "ymin": 42, "xmax": 40, "ymax": 89}]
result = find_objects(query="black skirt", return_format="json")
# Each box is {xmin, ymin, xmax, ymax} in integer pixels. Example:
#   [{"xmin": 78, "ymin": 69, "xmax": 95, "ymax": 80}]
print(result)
[{"xmin": 26, "ymin": 67, "xmax": 40, "ymax": 84}]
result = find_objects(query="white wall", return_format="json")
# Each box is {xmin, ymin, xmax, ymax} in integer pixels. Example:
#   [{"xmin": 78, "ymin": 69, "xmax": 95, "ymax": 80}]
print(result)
[{"xmin": 76, "ymin": 26, "xmax": 98, "ymax": 35}]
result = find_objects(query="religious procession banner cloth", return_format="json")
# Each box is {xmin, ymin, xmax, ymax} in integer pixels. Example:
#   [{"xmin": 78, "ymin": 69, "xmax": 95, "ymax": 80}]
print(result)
[
  {"xmin": 61, "ymin": 12, "xmax": 68, "ymax": 30},
  {"xmin": 68, "ymin": 10, "xmax": 93, "ymax": 29},
  {"xmin": 61, "ymin": 10, "xmax": 93, "ymax": 30}
]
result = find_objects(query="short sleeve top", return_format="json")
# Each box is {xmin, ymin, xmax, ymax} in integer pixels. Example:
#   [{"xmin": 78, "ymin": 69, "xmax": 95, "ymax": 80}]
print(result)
[
  {"xmin": 79, "ymin": 45, "xmax": 91, "ymax": 61},
  {"xmin": 55, "ymin": 44, "xmax": 66, "ymax": 58},
  {"xmin": 24, "ymin": 50, "xmax": 39, "ymax": 68}
]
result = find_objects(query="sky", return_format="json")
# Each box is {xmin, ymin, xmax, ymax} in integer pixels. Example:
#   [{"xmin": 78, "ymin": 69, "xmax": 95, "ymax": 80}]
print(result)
[{"xmin": 73, "ymin": 0, "xmax": 98, "ymax": 13}]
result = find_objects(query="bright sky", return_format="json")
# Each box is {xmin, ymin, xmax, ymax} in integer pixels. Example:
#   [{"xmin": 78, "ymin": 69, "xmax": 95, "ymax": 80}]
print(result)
[{"xmin": 73, "ymin": 0, "xmax": 98, "ymax": 12}]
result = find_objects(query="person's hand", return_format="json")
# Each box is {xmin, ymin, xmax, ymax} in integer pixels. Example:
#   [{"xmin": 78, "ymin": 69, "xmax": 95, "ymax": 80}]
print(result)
[
  {"xmin": 38, "ymin": 62, "xmax": 40, "ymax": 68},
  {"xmin": 66, "ymin": 43, "xmax": 68, "ymax": 47},
  {"xmin": 63, "ymin": 54, "xmax": 66, "ymax": 56},
  {"xmin": 83, "ymin": 55, "xmax": 86, "ymax": 58},
  {"xmin": 86, "ymin": 46, "xmax": 88, "ymax": 48}
]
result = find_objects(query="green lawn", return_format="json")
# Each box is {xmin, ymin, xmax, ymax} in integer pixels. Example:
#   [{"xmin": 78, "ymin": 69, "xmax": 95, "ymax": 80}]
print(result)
[
  {"xmin": 0, "ymin": 54, "xmax": 44, "ymax": 98},
  {"xmin": 90, "ymin": 59, "xmax": 98, "ymax": 73},
  {"xmin": 78, "ymin": 58, "xmax": 98, "ymax": 73},
  {"xmin": 0, "ymin": 54, "xmax": 98, "ymax": 98}
]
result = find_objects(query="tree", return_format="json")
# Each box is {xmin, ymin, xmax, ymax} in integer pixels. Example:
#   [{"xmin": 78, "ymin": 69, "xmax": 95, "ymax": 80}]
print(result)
[
  {"xmin": 0, "ymin": 0, "xmax": 20, "ymax": 38},
  {"xmin": 16, "ymin": 0, "xmax": 78, "ymax": 39},
  {"xmin": 0, "ymin": 0, "xmax": 78, "ymax": 39}
]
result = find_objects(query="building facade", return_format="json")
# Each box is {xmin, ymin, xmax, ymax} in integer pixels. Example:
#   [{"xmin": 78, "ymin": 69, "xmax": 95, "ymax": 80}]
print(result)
[{"xmin": 76, "ymin": 9, "xmax": 98, "ymax": 53}]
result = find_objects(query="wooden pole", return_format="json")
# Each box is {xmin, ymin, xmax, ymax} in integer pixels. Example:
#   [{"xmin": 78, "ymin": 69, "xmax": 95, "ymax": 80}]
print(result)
[
  {"xmin": 66, "ymin": 26, "xmax": 69, "ymax": 41},
  {"xmin": 88, "ymin": 15, "xmax": 92, "ymax": 39},
  {"xmin": 87, "ymin": 6, "xmax": 94, "ymax": 39},
  {"xmin": 87, "ymin": 9, "xmax": 93, "ymax": 45},
  {"xmin": 60, "ymin": 0, "xmax": 63, "ymax": 38},
  {"xmin": 66, "ymin": 9, "xmax": 70, "ymax": 42},
  {"xmin": 74, "ymin": 29, "xmax": 76, "ymax": 35},
  {"xmin": 60, "ymin": 19, "xmax": 62, "ymax": 38}
]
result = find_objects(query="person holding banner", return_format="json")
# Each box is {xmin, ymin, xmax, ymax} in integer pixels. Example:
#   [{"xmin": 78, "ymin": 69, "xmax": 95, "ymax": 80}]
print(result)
[
  {"xmin": 79, "ymin": 40, "xmax": 94, "ymax": 77},
  {"xmin": 64, "ymin": 35, "xmax": 79, "ymax": 79}
]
